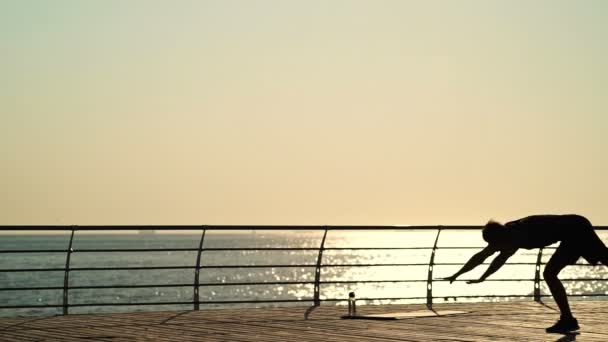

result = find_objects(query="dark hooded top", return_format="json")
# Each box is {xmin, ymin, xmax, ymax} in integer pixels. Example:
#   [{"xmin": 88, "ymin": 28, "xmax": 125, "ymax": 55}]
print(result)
[{"xmin": 505, "ymin": 214, "xmax": 592, "ymax": 250}]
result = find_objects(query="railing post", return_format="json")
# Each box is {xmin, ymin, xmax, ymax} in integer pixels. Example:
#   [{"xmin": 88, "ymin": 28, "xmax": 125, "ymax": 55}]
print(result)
[
  {"xmin": 63, "ymin": 227, "xmax": 76, "ymax": 315},
  {"xmin": 426, "ymin": 227, "xmax": 442, "ymax": 309},
  {"xmin": 304, "ymin": 227, "xmax": 328, "ymax": 319},
  {"xmin": 193, "ymin": 227, "xmax": 207, "ymax": 310},
  {"xmin": 533, "ymin": 248, "xmax": 543, "ymax": 302}
]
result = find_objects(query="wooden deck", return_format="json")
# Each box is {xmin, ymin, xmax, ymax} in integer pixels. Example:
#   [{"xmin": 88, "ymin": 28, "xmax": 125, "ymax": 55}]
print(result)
[{"xmin": 1, "ymin": 301, "xmax": 607, "ymax": 341}]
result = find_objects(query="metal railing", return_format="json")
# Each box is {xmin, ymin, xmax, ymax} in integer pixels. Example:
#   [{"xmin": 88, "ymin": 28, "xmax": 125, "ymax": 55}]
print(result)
[{"xmin": 1, "ymin": 225, "xmax": 607, "ymax": 317}]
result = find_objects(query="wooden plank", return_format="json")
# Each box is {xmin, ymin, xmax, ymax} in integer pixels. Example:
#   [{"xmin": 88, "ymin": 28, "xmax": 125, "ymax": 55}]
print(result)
[{"xmin": 1, "ymin": 301, "xmax": 608, "ymax": 341}]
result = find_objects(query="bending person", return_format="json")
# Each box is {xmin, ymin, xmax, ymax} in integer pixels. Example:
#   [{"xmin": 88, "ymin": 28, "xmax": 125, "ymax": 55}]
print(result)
[{"xmin": 444, "ymin": 214, "xmax": 608, "ymax": 333}]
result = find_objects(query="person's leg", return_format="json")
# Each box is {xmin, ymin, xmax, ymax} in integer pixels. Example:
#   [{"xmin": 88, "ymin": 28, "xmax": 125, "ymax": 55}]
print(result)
[{"xmin": 543, "ymin": 244, "xmax": 578, "ymax": 320}]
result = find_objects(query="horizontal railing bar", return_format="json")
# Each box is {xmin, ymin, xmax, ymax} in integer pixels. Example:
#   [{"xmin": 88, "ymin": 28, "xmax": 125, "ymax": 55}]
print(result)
[
  {"xmin": 325, "ymin": 247, "xmax": 436, "ymax": 250},
  {"xmin": 433, "ymin": 294, "xmax": 535, "ymax": 299},
  {"xmin": 116, "ymin": 294, "xmax": 608, "ymax": 305},
  {"xmin": 74, "ymin": 248, "xmax": 200, "ymax": 252},
  {"xmin": 71, "ymin": 266, "xmax": 196, "ymax": 271},
  {"xmin": 320, "ymin": 280, "xmax": 427, "ymax": 284},
  {"xmin": 0, "ymin": 266, "xmax": 195, "ymax": 272},
  {"xmin": 0, "ymin": 304, "xmax": 64, "ymax": 309},
  {"xmin": 197, "ymin": 280, "xmax": 428, "ymax": 286},
  {"xmin": 546, "ymin": 278, "xmax": 608, "ymax": 282},
  {"xmin": 434, "ymin": 247, "xmax": 492, "ymax": 249},
  {"xmin": 322, "ymin": 297, "xmax": 428, "ymax": 302},
  {"xmin": 205, "ymin": 247, "xmax": 433, "ymax": 251},
  {"xmin": 0, "ymin": 248, "xmax": 419, "ymax": 253},
  {"xmin": 68, "ymin": 299, "xmax": 309, "ymax": 307},
  {"xmin": 340, "ymin": 296, "xmax": 539, "ymax": 302},
  {"xmin": 0, "ymin": 247, "xmax": 476, "ymax": 254},
  {"xmin": 0, "ymin": 250, "xmax": 69, "ymax": 254},
  {"xmin": 1, "ymin": 283, "xmax": 308, "ymax": 291},
  {"xmin": 435, "ymin": 262, "xmax": 539, "ymax": 266},
  {"xmin": 0, "ymin": 287, "xmax": 63, "ymax": 291},
  {"xmin": 199, "ymin": 281, "xmax": 315, "ymax": 286},
  {"xmin": 201, "ymin": 265, "xmax": 316, "ymax": 269},
  {"xmin": 199, "ymin": 299, "xmax": 311, "ymax": 304},
  {"xmin": 193, "ymin": 262, "xmax": 542, "ymax": 269},
  {"xmin": 438, "ymin": 278, "xmax": 536, "ymax": 282},
  {"xmin": 0, "ymin": 225, "xmax": 481, "ymax": 231},
  {"xmin": 0, "ymin": 249, "xmax": 199, "ymax": 253},
  {"xmin": 0, "ymin": 247, "xmax": 448, "ymax": 252},
  {"xmin": 325, "ymin": 262, "xmax": 540, "ymax": 267},
  {"xmin": 0, "ymin": 261, "xmax": 599, "ymax": 274},
  {"xmin": 0, "ymin": 268, "xmax": 66, "ymax": 272},
  {"xmin": 0, "ymin": 284, "xmax": 304, "ymax": 291},
  {"xmin": 69, "ymin": 284, "xmax": 192, "ymax": 290},
  {"xmin": 1, "ymin": 262, "xmax": 599, "ymax": 273},
  {"xmin": 203, "ymin": 248, "xmax": 320, "ymax": 251},
  {"xmin": 200, "ymin": 264, "xmax": 427, "ymax": 269},
  {"xmin": 0, "ymin": 285, "xmax": 192, "ymax": 291},
  {"xmin": 2, "ymin": 225, "xmax": 607, "ymax": 231},
  {"xmin": 325, "ymin": 263, "xmax": 429, "ymax": 267},
  {"xmin": 68, "ymin": 247, "xmax": 493, "ymax": 252},
  {"xmin": 203, "ymin": 246, "xmax": 498, "ymax": 251},
  {"xmin": 68, "ymin": 301, "xmax": 195, "ymax": 307},
  {"xmin": 0, "ymin": 246, "xmax": 567, "ymax": 254},
  {"xmin": 5, "ymin": 293, "xmax": 608, "ymax": 310},
  {"xmin": 59, "ymin": 298, "xmax": 443, "ymax": 305},
  {"xmin": 557, "ymin": 293, "xmax": 608, "ymax": 297},
  {"xmin": 0, "ymin": 296, "xmax": 546, "ymax": 310},
  {"xmin": 4, "ymin": 277, "xmax": 608, "ymax": 292},
  {"xmin": 526, "ymin": 294, "xmax": 595, "ymax": 298}
]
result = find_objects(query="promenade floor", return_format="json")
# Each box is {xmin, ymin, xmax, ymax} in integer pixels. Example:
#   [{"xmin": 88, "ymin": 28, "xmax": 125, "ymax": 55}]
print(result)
[{"xmin": 1, "ymin": 301, "xmax": 607, "ymax": 341}]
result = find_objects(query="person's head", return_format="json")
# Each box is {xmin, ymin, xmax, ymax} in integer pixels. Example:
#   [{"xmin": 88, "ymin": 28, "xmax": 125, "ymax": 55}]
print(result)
[{"xmin": 482, "ymin": 220, "xmax": 508, "ymax": 245}]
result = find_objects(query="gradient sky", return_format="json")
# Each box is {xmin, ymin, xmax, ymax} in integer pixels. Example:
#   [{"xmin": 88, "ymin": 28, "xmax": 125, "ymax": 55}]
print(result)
[{"xmin": 1, "ymin": 1, "xmax": 607, "ymax": 225}]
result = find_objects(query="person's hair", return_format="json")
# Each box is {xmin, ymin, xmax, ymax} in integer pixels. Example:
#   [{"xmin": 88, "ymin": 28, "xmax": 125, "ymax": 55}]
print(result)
[{"xmin": 482, "ymin": 220, "xmax": 505, "ymax": 244}]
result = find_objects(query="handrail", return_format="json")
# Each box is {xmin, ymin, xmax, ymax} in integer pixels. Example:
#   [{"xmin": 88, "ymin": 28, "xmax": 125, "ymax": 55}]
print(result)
[
  {"xmin": 1, "ymin": 225, "xmax": 607, "ymax": 316},
  {"xmin": 0, "ymin": 225, "xmax": 485, "ymax": 230}
]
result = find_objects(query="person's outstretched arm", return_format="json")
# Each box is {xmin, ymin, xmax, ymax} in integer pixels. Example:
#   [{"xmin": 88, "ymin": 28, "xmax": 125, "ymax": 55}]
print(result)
[
  {"xmin": 466, "ymin": 248, "xmax": 517, "ymax": 284},
  {"xmin": 443, "ymin": 245, "xmax": 497, "ymax": 283}
]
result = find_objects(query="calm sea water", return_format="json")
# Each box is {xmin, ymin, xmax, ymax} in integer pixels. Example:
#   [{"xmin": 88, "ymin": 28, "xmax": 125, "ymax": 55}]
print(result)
[{"xmin": 1, "ymin": 230, "xmax": 607, "ymax": 317}]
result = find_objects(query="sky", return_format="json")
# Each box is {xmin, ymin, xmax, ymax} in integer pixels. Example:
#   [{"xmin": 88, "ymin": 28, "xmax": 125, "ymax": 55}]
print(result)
[{"xmin": 1, "ymin": 1, "xmax": 607, "ymax": 226}]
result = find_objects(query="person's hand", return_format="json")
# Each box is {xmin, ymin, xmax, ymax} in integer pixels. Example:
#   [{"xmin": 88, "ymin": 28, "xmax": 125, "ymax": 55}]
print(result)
[
  {"xmin": 466, "ymin": 279, "xmax": 484, "ymax": 284},
  {"xmin": 442, "ymin": 275, "xmax": 457, "ymax": 284}
]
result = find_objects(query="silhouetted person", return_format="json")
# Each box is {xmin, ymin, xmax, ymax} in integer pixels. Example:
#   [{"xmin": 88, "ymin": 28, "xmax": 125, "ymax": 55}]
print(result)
[{"xmin": 444, "ymin": 214, "xmax": 607, "ymax": 333}]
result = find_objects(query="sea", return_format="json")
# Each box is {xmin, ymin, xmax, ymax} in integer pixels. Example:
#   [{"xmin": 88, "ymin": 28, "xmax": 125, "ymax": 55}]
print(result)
[{"xmin": 1, "ymin": 230, "xmax": 607, "ymax": 317}]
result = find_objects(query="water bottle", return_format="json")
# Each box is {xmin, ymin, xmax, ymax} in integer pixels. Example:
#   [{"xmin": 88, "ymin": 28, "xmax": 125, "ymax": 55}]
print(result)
[{"xmin": 348, "ymin": 292, "xmax": 356, "ymax": 317}]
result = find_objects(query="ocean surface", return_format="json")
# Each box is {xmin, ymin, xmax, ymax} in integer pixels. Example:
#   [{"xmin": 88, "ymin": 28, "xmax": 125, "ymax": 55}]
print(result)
[{"xmin": 1, "ymin": 230, "xmax": 607, "ymax": 317}]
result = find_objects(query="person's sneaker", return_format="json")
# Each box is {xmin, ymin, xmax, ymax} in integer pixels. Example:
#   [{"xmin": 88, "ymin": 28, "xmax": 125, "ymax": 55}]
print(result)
[{"xmin": 546, "ymin": 317, "xmax": 579, "ymax": 333}]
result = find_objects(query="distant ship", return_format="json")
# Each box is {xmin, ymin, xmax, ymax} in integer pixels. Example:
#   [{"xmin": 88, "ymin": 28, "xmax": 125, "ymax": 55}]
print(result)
[{"xmin": 138, "ymin": 230, "xmax": 156, "ymax": 235}]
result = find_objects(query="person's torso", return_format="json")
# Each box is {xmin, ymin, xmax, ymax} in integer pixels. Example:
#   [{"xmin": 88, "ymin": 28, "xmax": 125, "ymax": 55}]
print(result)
[{"xmin": 505, "ymin": 214, "xmax": 590, "ymax": 249}]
